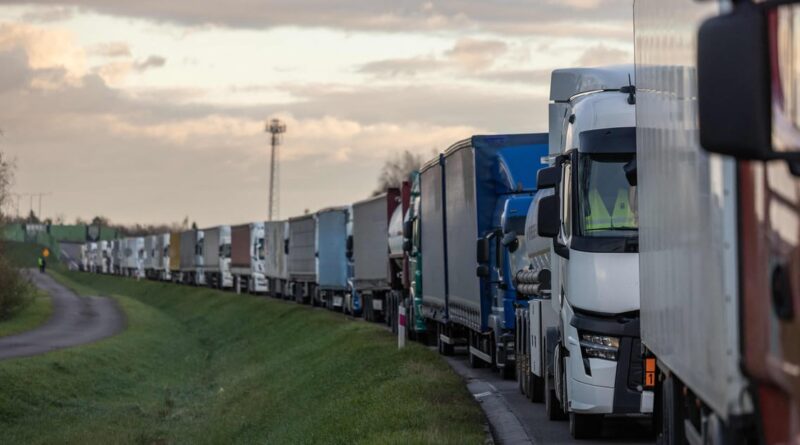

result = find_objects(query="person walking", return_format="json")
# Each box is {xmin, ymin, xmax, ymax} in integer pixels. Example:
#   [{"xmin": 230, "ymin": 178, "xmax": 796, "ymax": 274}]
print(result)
[{"xmin": 37, "ymin": 256, "xmax": 46, "ymax": 273}]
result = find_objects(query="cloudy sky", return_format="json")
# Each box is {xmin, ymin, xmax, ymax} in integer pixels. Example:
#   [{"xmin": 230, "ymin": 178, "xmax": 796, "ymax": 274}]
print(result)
[{"xmin": 0, "ymin": 1, "xmax": 633, "ymax": 227}]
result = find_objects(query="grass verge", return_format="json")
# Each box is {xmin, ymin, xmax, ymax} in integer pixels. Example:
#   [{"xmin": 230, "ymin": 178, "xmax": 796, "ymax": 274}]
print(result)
[
  {"xmin": 0, "ymin": 287, "xmax": 53, "ymax": 338},
  {"xmin": 0, "ymin": 270, "xmax": 486, "ymax": 444}
]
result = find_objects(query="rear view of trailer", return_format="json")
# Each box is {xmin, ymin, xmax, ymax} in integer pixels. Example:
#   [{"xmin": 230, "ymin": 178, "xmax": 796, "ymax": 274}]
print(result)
[
  {"xmin": 264, "ymin": 221, "xmax": 288, "ymax": 296},
  {"xmin": 420, "ymin": 158, "xmax": 447, "ymax": 322},
  {"xmin": 352, "ymin": 193, "xmax": 396, "ymax": 320},
  {"xmin": 288, "ymin": 215, "xmax": 316, "ymax": 303},
  {"xmin": 315, "ymin": 208, "xmax": 349, "ymax": 308},
  {"xmin": 169, "ymin": 232, "xmax": 181, "ymax": 280}
]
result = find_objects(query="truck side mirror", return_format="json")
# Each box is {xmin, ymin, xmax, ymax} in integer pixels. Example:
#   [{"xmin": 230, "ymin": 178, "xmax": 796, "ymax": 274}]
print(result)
[
  {"xmin": 502, "ymin": 231, "xmax": 519, "ymax": 253},
  {"xmin": 346, "ymin": 235, "xmax": 353, "ymax": 259},
  {"xmin": 536, "ymin": 166, "xmax": 561, "ymax": 190},
  {"xmin": 697, "ymin": 3, "xmax": 772, "ymax": 160},
  {"xmin": 476, "ymin": 238, "xmax": 490, "ymax": 264},
  {"xmin": 537, "ymin": 195, "xmax": 560, "ymax": 238},
  {"xmin": 476, "ymin": 264, "xmax": 490, "ymax": 278}
]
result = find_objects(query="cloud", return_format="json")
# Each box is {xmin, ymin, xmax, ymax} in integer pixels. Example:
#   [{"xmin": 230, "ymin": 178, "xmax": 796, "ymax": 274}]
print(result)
[
  {"xmin": 20, "ymin": 6, "xmax": 75, "ymax": 23},
  {"xmin": 445, "ymin": 38, "xmax": 507, "ymax": 72},
  {"xmin": 89, "ymin": 42, "xmax": 131, "ymax": 58},
  {"xmin": 575, "ymin": 43, "xmax": 631, "ymax": 67},
  {"xmin": 5, "ymin": 1, "xmax": 634, "ymax": 38},
  {"xmin": 134, "ymin": 55, "xmax": 166, "ymax": 71},
  {"xmin": 359, "ymin": 56, "xmax": 444, "ymax": 78}
]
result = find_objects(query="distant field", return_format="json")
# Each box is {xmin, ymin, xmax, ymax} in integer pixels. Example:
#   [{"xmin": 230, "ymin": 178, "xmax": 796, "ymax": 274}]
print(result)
[{"xmin": 0, "ymin": 269, "xmax": 486, "ymax": 444}]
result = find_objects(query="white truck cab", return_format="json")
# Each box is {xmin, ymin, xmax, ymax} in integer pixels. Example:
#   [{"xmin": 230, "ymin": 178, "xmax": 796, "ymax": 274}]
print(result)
[{"xmin": 533, "ymin": 65, "xmax": 652, "ymax": 438}]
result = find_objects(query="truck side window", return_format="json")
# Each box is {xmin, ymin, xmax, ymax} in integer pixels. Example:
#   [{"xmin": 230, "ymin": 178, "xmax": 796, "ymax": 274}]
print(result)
[{"xmin": 561, "ymin": 162, "xmax": 573, "ymax": 241}]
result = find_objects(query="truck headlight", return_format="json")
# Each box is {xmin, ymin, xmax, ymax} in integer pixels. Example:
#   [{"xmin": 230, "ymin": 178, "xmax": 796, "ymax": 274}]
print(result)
[{"xmin": 579, "ymin": 333, "xmax": 620, "ymax": 361}]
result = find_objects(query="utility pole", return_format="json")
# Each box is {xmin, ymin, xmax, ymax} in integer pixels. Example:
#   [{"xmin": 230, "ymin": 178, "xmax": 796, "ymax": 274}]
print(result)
[{"xmin": 266, "ymin": 118, "xmax": 287, "ymax": 221}]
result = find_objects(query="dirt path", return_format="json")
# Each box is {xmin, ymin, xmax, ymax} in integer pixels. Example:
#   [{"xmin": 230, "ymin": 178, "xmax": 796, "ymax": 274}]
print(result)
[{"xmin": 0, "ymin": 270, "xmax": 125, "ymax": 360}]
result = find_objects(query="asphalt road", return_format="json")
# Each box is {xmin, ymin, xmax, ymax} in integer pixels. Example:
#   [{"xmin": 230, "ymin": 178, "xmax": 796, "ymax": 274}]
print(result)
[
  {"xmin": 445, "ymin": 348, "xmax": 655, "ymax": 445},
  {"xmin": 0, "ymin": 270, "xmax": 125, "ymax": 360}
]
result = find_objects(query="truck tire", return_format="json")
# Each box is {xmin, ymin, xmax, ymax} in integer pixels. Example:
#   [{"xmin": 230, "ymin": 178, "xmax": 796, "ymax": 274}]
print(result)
[
  {"xmin": 569, "ymin": 413, "xmax": 603, "ymax": 439},
  {"xmin": 544, "ymin": 335, "xmax": 567, "ymax": 421}
]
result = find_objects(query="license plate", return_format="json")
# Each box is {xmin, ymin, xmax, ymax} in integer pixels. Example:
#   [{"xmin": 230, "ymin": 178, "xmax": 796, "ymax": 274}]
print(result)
[
  {"xmin": 372, "ymin": 299, "xmax": 383, "ymax": 311},
  {"xmin": 333, "ymin": 296, "xmax": 343, "ymax": 307}
]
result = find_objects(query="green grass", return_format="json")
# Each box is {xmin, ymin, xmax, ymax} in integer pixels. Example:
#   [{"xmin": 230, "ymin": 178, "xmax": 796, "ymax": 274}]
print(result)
[
  {"xmin": 0, "ymin": 270, "xmax": 486, "ymax": 444},
  {"xmin": 0, "ymin": 287, "xmax": 53, "ymax": 338}
]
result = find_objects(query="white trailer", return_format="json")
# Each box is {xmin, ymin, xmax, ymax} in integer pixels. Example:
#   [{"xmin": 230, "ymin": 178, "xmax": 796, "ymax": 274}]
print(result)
[
  {"xmin": 532, "ymin": 66, "xmax": 652, "ymax": 438},
  {"xmin": 156, "ymin": 233, "xmax": 171, "ymax": 281},
  {"xmin": 203, "ymin": 226, "xmax": 233, "ymax": 289},
  {"xmin": 264, "ymin": 220, "xmax": 289, "ymax": 297}
]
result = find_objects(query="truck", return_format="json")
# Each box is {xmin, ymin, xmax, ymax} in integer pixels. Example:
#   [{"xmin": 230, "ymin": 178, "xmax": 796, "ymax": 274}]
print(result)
[
  {"xmin": 111, "ymin": 239, "xmax": 122, "ymax": 275},
  {"xmin": 179, "ymin": 229, "xmax": 205, "ymax": 285},
  {"xmin": 419, "ymin": 134, "xmax": 548, "ymax": 378},
  {"xmin": 264, "ymin": 220, "xmax": 289, "ymax": 297},
  {"xmin": 144, "ymin": 235, "xmax": 158, "ymax": 280},
  {"xmin": 530, "ymin": 66, "xmax": 650, "ymax": 437},
  {"xmin": 155, "ymin": 233, "xmax": 171, "ymax": 281},
  {"xmin": 168, "ymin": 232, "xmax": 181, "ymax": 282},
  {"xmin": 634, "ymin": 1, "xmax": 799, "ymax": 442},
  {"xmin": 352, "ymin": 191, "xmax": 398, "ymax": 322},
  {"xmin": 287, "ymin": 215, "xmax": 317, "ymax": 304},
  {"xmin": 386, "ymin": 180, "xmax": 413, "ymax": 334},
  {"xmin": 97, "ymin": 240, "xmax": 109, "ymax": 273},
  {"xmin": 87, "ymin": 242, "xmax": 98, "ymax": 272},
  {"xmin": 315, "ymin": 207, "xmax": 349, "ymax": 310},
  {"xmin": 401, "ymin": 172, "xmax": 428, "ymax": 340},
  {"xmin": 123, "ymin": 237, "xmax": 145, "ymax": 278},
  {"xmin": 230, "ymin": 222, "xmax": 267, "ymax": 293},
  {"xmin": 203, "ymin": 226, "xmax": 233, "ymax": 289}
]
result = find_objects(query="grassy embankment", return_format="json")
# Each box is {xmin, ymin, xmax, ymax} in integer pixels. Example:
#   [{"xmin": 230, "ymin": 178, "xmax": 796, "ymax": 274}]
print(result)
[
  {"xmin": 0, "ymin": 242, "xmax": 53, "ymax": 337},
  {"xmin": 0, "ymin": 250, "xmax": 486, "ymax": 444}
]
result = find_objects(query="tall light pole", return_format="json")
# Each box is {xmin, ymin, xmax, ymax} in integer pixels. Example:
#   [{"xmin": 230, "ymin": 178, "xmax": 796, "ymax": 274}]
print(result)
[{"xmin": 266, "ymin": 118, "xmax": 287, "ymax": 221}]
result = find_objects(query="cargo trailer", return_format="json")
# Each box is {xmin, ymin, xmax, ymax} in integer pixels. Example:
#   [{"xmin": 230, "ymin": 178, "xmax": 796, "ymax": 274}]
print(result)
[
  {"xmin": 230, "ymin": 222, "xmax": 267, "ymax": 293},
  {"xmin": 287, "ymin": 214, "xmax": 317, "ymax": 304},
  {"xmin": 123, "ymin": 237, "xmax": 145, "ymax": 278},
  {"xmin": 315, "ymin": 207, "xmax": 349, "ymax": 309},
  {"xmin": 97, "ymin": 240, "xmax": 109, "ymax": 274},
  {"xmin": 155, "ymin": 233, "xmax": 171, "ymax": 281},
  {"xmin": 634, "ymin": 1, "xmax": 799, "ymax": 442},
  {"xmin": 352, "ymin": 191, "xmax": 399, "ymax": 321},
  {"xmin": 420, "ymin": 134, "xmax": 549, "ymax": 379},
  {"xmin": 168, "ymin": 232, "xmax": 181, "ymax": 282},
  {"xmin": 264, "ymin": 220, "xmax": 289, "ymax": 297},
  {"xmin": 144, "ymin": 235, "xmax": 158, "ymax": 279},
  {"xmin": 202, "ymin": 226, "xmax": 233, "ymax": 289},
  {"xmin": 179, "ymin": 229, "xmax": 205, "ymax": 285},
  {"xmin": 111, "ymin": 239, "xmax": 122, "ymax": 275}
]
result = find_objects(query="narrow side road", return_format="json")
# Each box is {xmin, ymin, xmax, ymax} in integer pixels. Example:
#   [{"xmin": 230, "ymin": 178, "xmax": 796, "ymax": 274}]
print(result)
[{"xmin": 0, "ymin": 270, "xmax": 125, "ymax": 360}]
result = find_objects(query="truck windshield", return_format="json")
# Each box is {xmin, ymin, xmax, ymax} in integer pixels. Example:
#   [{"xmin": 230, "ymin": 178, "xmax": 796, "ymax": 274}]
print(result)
[
  {"xmin": 255, "ymin": 238, "xmax": 265, "ymax": 260},
  {"xmin": 220, "ymin": 243, "xmax": 231, "ymax": 259},
  {"xmin": 576, "ymin": 153, "xmax": 637, "ymax": 238}
]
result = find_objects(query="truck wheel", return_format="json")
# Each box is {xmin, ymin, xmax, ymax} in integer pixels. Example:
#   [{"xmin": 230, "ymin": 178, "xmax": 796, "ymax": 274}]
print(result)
[
  {"xmin": 529, "ymin": 372, "xmax": 544, "ymax": 403},
  {"xmin": 545, "ymin": 370, "xmax": 566, "ymax": 420},
  {"xmin": 517, "ymin": 355, "xmax": 525, "ymax": 395},
  {"xmin": 438, "ymin": 324, "xmax": 454, "ymax": 356},
  {"xmin": 569, "ymin": 413, "xmax": 602, "ymax": 439},
  {"xmin": 468, "ymin": 349, "xmax": 483, "ymax": 368}
]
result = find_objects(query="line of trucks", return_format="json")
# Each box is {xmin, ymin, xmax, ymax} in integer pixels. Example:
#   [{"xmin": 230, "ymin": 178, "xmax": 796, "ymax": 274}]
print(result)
[{"xmin": 78, "ymin": 1, "xmax": 798, "ymax": 442}]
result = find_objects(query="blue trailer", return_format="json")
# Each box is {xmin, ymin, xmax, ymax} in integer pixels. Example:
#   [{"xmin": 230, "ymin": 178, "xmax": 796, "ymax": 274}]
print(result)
[
  {"xmin": 420, "ymin": 133, "xmax": 549, "ymax": 376},
  {"xmin": 315, "ymin": 207, "xmax": 349, "ymax": 310}
]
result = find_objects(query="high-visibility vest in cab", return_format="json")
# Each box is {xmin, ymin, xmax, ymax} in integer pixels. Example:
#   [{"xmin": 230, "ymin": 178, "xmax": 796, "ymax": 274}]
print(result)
[{"xmin": 585, "ymin": 189, "xmax": 635, "ymax": 230}]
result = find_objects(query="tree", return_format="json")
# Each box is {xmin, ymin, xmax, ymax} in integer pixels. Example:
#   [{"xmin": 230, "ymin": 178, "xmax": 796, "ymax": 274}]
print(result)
[
  {"xmin": 373, "ymin": 150, "xmax": 424, "ymax": 196},
  {"xmin": 0, "ymin": 151, "xmax": 15, "ymax": 222},
  {"xmin": 26, "ymin": 210, "xmax": 39, "ymax": 224}
]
